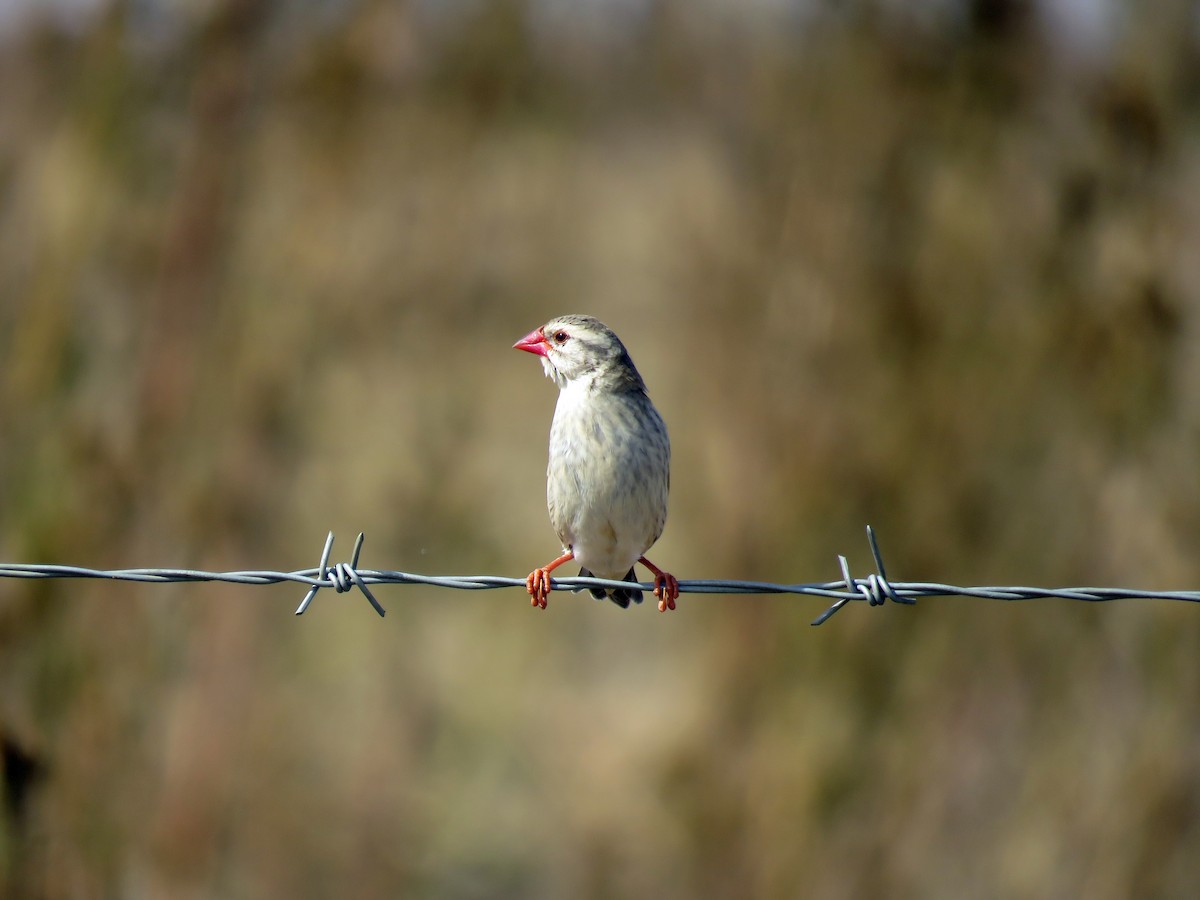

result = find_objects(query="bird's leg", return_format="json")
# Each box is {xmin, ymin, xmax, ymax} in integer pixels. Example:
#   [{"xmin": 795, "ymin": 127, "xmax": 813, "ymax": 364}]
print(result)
[
  {"xmin": 525, "ymin": 550, "xmax": 574, "ymax": 610},
  {"xmin": 638, "ymin": 556, "xmax": 679, "ymax": 612}
]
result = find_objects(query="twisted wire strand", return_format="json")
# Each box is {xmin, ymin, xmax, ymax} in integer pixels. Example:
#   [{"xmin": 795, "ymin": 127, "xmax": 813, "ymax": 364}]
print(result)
[{"xmin": 1, "ymin": 528, "xmax": 1197, "ymax": 626}]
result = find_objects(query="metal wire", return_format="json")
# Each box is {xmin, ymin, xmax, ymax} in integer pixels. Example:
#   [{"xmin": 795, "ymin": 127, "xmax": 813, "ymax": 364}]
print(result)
[{"xmin": 2, "ymin": 527, "xmax": 1197, "ymax": 626}]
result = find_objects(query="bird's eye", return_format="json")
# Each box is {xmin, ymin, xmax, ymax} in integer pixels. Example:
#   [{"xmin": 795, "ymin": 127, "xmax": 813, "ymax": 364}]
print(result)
[{"xmin": 553, "ymin": 331, "xmax": 568, "ymax": 344}]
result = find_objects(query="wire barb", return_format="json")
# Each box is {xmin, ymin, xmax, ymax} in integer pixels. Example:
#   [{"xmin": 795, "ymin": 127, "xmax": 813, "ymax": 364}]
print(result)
[
  {"xmin": 294, "ymin": 532, "xmax": 385, "ymax": 617},
  {"xmin": 810, "ymin": 526, "xmax": 911, "ymax": 626}
]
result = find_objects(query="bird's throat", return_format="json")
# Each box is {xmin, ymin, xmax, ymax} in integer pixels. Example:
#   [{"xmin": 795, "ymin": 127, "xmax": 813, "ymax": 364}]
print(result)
[{"xmin": 541, "ymin": 356, "xmax": 568, "ymax": 389}]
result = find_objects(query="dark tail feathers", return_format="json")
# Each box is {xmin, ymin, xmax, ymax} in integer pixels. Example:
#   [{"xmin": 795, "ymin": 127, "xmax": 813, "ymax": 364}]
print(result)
[{"xmin": 577, "ymin": 567, "xmax": 643, "ymax": 608}]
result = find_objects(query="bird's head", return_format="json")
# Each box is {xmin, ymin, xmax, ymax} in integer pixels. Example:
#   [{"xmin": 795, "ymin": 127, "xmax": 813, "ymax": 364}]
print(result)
[{"xmin": 513, "ymin": 315, "xmax": 645, "ymax": 392}]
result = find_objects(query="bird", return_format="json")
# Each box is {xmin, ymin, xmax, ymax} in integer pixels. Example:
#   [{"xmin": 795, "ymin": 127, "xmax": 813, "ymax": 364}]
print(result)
[{"xmin": 513, "ymin": 314, "xmax": 680, "ymax": 612}]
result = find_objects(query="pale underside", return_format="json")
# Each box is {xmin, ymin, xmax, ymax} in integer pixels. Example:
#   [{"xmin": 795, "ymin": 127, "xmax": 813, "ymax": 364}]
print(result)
[{"xmin": 546, "ymin": 380, "xmax": 670, "ymax": 582}]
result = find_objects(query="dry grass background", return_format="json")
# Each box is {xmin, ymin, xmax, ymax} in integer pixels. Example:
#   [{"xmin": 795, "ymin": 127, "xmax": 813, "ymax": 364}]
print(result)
[{"xmin": 2, "ymin": 0, "xmax": 1200, "ymax": 896}]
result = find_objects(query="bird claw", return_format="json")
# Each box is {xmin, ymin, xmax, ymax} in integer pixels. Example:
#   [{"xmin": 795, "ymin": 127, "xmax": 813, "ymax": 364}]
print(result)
[
  {"xmin": 653, "ymin": 573, "xmax": 679, "ymax": 613},
  {"xmin": 526, "ymin": 568, "xmax": 552, "ymax": 609},
  {"xmin": 523, "ymin": 551, "xmax": 574, "ymax": 611}
]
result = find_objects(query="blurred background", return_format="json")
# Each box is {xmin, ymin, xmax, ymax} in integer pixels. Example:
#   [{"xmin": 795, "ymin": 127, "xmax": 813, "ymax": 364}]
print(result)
[{"xmin": 2, "ymin": 0, "xmax": 1199, "ymax": 896}]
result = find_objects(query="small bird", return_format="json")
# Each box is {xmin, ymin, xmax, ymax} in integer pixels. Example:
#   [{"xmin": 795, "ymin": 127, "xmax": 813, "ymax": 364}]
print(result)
[{"xmin": 514, "ymin": 315, "xmax": 680, "ymax": 612}]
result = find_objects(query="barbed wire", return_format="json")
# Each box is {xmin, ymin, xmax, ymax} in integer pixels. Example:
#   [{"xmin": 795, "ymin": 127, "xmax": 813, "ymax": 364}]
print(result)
[{"xmin": 1, "ymin": 527, "xmax": 1197, "ymax": 626}]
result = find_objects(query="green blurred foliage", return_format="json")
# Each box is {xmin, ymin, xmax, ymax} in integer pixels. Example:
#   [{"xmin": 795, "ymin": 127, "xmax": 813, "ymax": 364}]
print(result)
[{"xmin": 1, "ymin": 0, "xmax": 1199, "ymax": 896}]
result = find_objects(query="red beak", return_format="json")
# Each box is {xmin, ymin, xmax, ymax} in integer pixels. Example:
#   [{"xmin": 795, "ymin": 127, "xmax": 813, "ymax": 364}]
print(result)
[{"xmin": 513, "ymin": 326, "xmax": 550, "ymax": 358}]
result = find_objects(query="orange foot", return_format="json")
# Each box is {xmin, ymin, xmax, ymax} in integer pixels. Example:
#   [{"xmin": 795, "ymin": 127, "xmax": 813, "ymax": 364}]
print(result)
[
  {"xmin": 639, "ymin": 556, "xmax": 680, "ymax": 612},
  {"xmin": 524, "ymin": 551, "xmax": 574, "ymax": 610}
]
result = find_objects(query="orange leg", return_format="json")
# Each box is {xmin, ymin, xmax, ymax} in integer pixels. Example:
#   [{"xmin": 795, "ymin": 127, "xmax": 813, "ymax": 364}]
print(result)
[
  {"xmin": 525, "ymin": 550, "xmax": 574, "ymax": 610},
  {"xmin": 638, "ymin": 556, "xmax": 679, "ymax": 612}
]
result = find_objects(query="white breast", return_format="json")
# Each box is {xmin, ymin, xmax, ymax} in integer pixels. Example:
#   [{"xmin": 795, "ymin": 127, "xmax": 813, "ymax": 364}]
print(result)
[{"xmin": 545, "ymin": 381, "xmax": 670, "ymax": 580}]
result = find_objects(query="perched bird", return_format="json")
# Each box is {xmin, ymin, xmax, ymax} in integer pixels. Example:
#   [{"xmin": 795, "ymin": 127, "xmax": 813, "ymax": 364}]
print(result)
[{"xmin": 514, "ymin": 315, "xmax": 680, "ymax": 612}]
